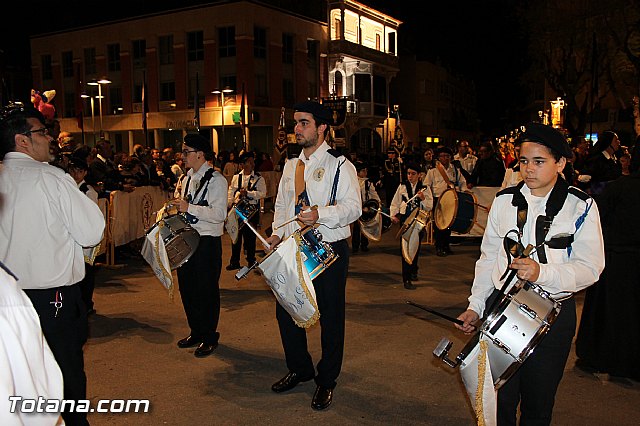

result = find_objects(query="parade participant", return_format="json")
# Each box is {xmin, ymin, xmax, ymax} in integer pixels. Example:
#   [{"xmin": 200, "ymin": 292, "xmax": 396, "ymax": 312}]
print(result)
[
  {"xmin": 390, "ymin": 161, "xmax": 433, "ymax": 289},
  {"xmin": 171, "ymin": 133, "xmax": 228, "ymax": 358},
  {"xmin": 453, "ymin": 139, "xmax": 476, "ymax": 180},
  {"xmin": 264, "ymin": 100, "xmax": 361, "ymax": 411},
  {"xmin": 581, "ymin": 130, "xmax": 622, "ymax": 197},
  {"xmin": 501, "ymin": 143, "xmax": 523, "ymax": 189},
  {"xmin": 456, "ymin": 123, "xmax": 604, "ymax": 425},
  {"xmin": 423, "ymin": 146, "xmax": 467, "ymax": 256},
  {"xmin": 382, "ymin": 147, "xmax": 402, "ymax": 208},
  {"xmin": 0, "ymin": 105, "xmax": 105, "ymax": 426},
  {"xmin": 352, "ymin": 160, "xmax": 381, "ymax": 253},
  {"xmin": 226, "ymin": 151, "xmax": 266, "ymax": 270}
]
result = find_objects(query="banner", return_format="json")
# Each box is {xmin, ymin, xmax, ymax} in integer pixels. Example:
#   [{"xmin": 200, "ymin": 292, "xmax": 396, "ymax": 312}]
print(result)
[
  {"xmin": 459, "ymin": 337, "xmax": 498, "ymax": 426},
  {"xmin": 141, "ymin": 222, "xmax": 175, "ymax": 299},
  {"xmin": 258, "ymin": 235, "xmax": 319, "ymax": 328}
]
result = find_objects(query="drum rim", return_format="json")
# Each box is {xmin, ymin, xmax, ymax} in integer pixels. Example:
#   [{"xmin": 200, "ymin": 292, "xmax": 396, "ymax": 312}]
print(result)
[
  {"xmin": 434, "ymin": 189, "xmax": 479, "ymax": 234},
  {"xmin": 434, "ymin": 188, "xmax": 459, "ymax": 230},
  {"xmin": 360, "ymin": 198, "xmax": 381, "ymax": 224}
]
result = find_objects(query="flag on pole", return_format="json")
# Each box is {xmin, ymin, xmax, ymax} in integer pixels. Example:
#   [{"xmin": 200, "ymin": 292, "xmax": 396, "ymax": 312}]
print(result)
[
  {"xmin": 276, "ymin": 107, "xmax": 287, "ymax": 154},
  {"xmin": 75, "ymin": 63, "xmax": 84, "ymax": 133},
  {"xmin": 142, "ymin": 71, "xmax": 149, "ymax": 147},
  {"xmin": 194, "ymin": 72, "xmax": 200, "ymax": 131},
  {"xmin": 240, "ymin": 82, "xmax": 246, "ymax": 152}
]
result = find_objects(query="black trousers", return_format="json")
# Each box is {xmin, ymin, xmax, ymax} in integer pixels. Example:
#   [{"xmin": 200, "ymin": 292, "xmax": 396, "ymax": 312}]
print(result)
[
  {"xmin": 485, "ymin": 290, "xmax": 576, "ymax": 426},
  {"xmin": 401, "ymin": 230, "xmax": 423, "ymax": 281},
  {"xmin": 25, "ymin": 283, "xmax": 89, "ymax": 426},
  {"xmin": 79, "ymin": 262, "xmax": 96, "ymax": 311},
  {"xmin": 276, "ymin": 239, "xmax": 349, "ymax": 389},
  {"xmin": 230, "ymin": 211, "xmax": 259, "ymax": 265},
  {"xmin": 351, "ymin": 220, "xmax": 369, "ymax": 250},
  {"xmin": 433, "ymin": 196, "xmax": 451, "ymax": 250},
  {"xmin": 177, "ymin": 236, "xmax": 222, "ymax": 345}
]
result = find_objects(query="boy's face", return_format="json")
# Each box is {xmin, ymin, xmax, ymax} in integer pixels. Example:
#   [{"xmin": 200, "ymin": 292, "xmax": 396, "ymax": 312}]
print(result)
[{"xmin": 519, "ymin": 142, "xmax": 566, "ymax": 197}]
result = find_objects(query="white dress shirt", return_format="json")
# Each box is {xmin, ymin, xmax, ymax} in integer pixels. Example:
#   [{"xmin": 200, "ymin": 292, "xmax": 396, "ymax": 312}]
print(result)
[
  {"xmin": 468, "ymin": 184, "xmax": 604, "ymax": 317},
  {"xmin": 174, "ymin": 162, "xmax": 228, "ymax": 237},
  {"xmin": 272, "ymin": 142, "xmax": 361, "ymax": 243},
  {"xmin": 227, "ymin": 170, "xmax": 267, "ymax": 207},
  {"xmin": 424, "ymin": 163, "xmax": 467, "ymax": 198},
  {"xmin": 454, "ymin": 153, "xmax": 477, "ymax": 175},
  {"xmin": 389, "ymin": 182, "xmax": 433, "ymax": 217},
  {"xmin": 0, "ymin": 152, "xmax": 105, "ymax": 289}
]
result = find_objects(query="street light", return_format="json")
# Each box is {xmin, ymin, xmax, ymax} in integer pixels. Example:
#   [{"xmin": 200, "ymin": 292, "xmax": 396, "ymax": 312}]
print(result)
[
  {"xmin": 88, "ymin": 78, "xmax": 111, "ymax": 138},
  {"xmin": 80, "ymin": 92, "xmax": 96, "ymax": 144},
  {"xmin": 212, "ymin": 87, "xmax": 234, "ymax": 146}
]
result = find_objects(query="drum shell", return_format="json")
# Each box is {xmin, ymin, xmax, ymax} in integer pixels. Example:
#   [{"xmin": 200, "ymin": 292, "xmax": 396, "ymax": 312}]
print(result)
[
  {"xmin": 435, "ymin": 189, "xmax": 477, "ymax": 233},
  {"xmin": 235, "ymin": 198, "xmax": 259, "ymax": 223},
  {"xmin": 360, "ymin": 199, "xmax": 380, "ymax": 224},
  {"xmin": 148, "ymin": 214, "xmax": 200, "ymax": 269}
]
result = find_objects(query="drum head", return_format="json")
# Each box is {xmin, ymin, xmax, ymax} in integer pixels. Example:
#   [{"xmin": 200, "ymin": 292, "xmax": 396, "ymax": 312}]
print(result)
[
  {"xmin": 360, "ymin": 199, "xmax": 380, "ymax": 224},
  {"xmin": 434, "ymin": 189, "xmax": 458, "ymax": 230},
  {"xmin": 396, "ymin": 207, "xmax": 420, "ymax": 238}
]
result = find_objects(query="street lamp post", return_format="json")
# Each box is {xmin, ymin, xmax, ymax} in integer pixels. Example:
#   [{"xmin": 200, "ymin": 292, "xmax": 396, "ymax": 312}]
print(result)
[
  {"xmin": 212, "ymin": 87, "xmax": 234, "ymax": 146},
  {"xmin": 88, "ymin": 78, "xmax": 111, "ymax": 138},
  {"xmin": 80, "ymin": 92, "xmax": 96, "ymax": 144}
]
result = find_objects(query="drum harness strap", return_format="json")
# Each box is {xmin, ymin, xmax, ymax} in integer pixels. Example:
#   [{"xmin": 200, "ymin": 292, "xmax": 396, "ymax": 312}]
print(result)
[
  {"xmin": 402, "ymin": 180, "xmax": 425, "ymax": 221},
  {"xmin": 436, "ymin": 162, "xmax": 459, "ymax": 190},
  {"xmin": 182, "ymin": 168, "xmax": 216, "ymax": 224},
  {"xmin": 234, "ymin": 171, "xmax": 262, "ymax": 204}
]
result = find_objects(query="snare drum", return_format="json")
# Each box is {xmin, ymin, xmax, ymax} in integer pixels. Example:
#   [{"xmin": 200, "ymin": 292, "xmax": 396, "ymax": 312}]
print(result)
[
  {"xmin": 360, "ymin": 199, "xmax": 380, "ymax": 224},
  {"xmin": 456, "ymin": 280, "xmax": 561, "ymax": 388},
  {"xmin": 146, "ymin": 214, "xmax": 200, "ymax": 269},
  {"xmin": 297, "ymin": 226, "xmax": 338, "ymax": 280},
  {"xmin": 434, "ymin": 189, "xmax": 478, "ymax": 233},
  {"xmin": 235, "ymin": 197, "xmax": 259, "ymax": 224}
]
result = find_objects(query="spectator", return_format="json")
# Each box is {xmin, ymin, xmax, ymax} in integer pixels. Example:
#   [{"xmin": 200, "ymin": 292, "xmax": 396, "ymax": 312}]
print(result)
[
  {"xmin": 467, "ymin": 141, "xmax": 506, "ymax": 188},
  {"xmin": 223, "ymin": 151, "xmax": 241, "ymax": 177},
  {"xmin": 257, "ymin": 151, "xmax": 275, "ymax": 172}
]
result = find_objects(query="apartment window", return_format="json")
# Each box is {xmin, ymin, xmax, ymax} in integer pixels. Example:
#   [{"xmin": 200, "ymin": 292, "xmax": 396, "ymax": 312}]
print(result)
[
  {"xmin": 84, "ymin": 48, "xmax": 96, "ymax": 75},
  {"xmin": 283, "ymin": 78, "xmax": 294, "ymax": 106},
  {"xmin": 160, "ymin": 81, "xmax": 175, "ymax": 101},
  {"xmin": 254, "ymin": 26, "xmax": 267, "ymax": 59},
  {"xmin": 62, "ymin": 52, "xmax": 73, "ymax": 78},
  {"xmin": 41, "ymin": 55, "xmax": 53, "ymax": 81},
  {"xmin": 107, "ymin": 43, "xmax": 121, "ymax": 72},
  {"xmin": 187, "ymin": 31, "xmax": 204, "ymax": 61},
  {"xmin": 133, "ymin": 83, "xmax": 143, "ymax": 103},
  {"xmin": 109, "ymin": 87, "xmax": 123, "ymax": 115},
  {"xmin": 132, "ymin": 39, "xmax": 146, "ymax": 69},
  {"xmin": 255, "ymin": 73, "xmax": 268, "ymax": 106},
  {"xmin": 388, "ymin": 32, "xmax": 396, "ymax": 55},
  {"xmin": 376, "ymin": 34, "xmax": 381, "ymax": 51},
  {"xmin": 63, "ymin": 92, "xmax": 75, "ymax": 118},
  {"xmin": 334, "ymin": 18, "xmax": 341, "ymax": 40},
  {"xmin": 219, "ymin": 26, "xmax": 236, "ymax": 58},
  {"xmin": 282, "ymin": 33, "xmax": 294, "ymax": 64},
  {"xmin": 159, "ymin": 35, "xmax": 174, "ymax": 65}
]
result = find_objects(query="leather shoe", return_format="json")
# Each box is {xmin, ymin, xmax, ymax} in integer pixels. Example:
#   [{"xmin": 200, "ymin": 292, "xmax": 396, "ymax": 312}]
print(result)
[
  {"xmin": 271, "ymin": 371, "xmax": 314, "ymax": 393},
  {"xmin": 177, "ymin": 335, "xmax": 200, "ymax": 348},
  {"xmin": 194, "ymin": 342, "xmax": 217, "ymax": 358},
  {"xmin": 404, "ymin": 280, "xmax": 417, "ymax": 290},
  {"xmin": 411, "ymin": 273, "xmax": 418, "ymax": 281},
  {"xmin": 226, "ymin": 263, "xmax": 241, "ymax": 271},
  {"xmin": 311, "ymin": 385, "xmax": 333, "ymax": 411}
]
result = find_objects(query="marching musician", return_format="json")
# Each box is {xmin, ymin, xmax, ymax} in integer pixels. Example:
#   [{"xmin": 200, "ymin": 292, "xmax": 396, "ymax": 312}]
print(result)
[
  {"xmin": 456, "ymin": 123, "xmax": 604, "ymax": 425},
  {"xmin": 226, "ymin": 151, "xmax": 267, "ymax": 270},
  {"xmin": 171, "ymin": 133, "xmax": 228, "ymax": 358},
  {"xmin": 352, "ymin": 160, "xmax": 380, "ymax": 253},
  {"xmin": 264, "ymin": 100, "xmax": 361, "ymax": 411},
  {"xmin": 382, "ymin": 147, "xmax": 402, "ymax": 208},
  {"xmin": 423, "ymin": 146, "xmax": 467, "ymax": 257},
  {"xmin": 390, "ymin": 161, "xmax": 433, "ymax": 290}
]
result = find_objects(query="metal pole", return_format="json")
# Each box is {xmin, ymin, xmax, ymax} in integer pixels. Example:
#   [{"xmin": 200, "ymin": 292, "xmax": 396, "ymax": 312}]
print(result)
[
  {"xmin": 90, "ymin": 97, "xmax": 96, "ymax": 145},
  {"xmin": 221, "ymin": 91, "xmax": 225, "ymax": 146},
  {"xmin": 98, "ymin": 84, "xmax": 104, "ymax": 137}
]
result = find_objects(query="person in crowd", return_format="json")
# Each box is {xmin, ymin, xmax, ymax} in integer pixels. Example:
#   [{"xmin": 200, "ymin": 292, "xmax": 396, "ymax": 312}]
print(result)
[
  {"xmin": 629, "ymin": 134, "xmax": 640, "ymax": 174},
  {"xmin": 390, "ymin": 161, "xmax": 433, "ymax": 289},
  {"xmin": 352, "ymin": 160, "xmax": 381, "ymax": 253},
  {"xmin": 257, "ymin": 151, "xmax": 275, "ymax": 172},
  {"xmin": 264, "ymin": 100, "xmax": 360, "ymax": 411},
  {"xmin": 87, "ymin": 138, "xmax": 132, "ymax": 196},
  {"xmin": 382, "ymin": 147, "xmax": 403, "ymax": 208},
  {"xmin": 423, "ymin": 146, "xmax": 467, "ymax": 257},
  {"xmin": 419, "ymin": 147, "xmax": 436, "ymax": 178},
  {"xmin": 575, "ymin": 163, "xmax": 640, "ymax": 382},
  {"xmin": 132, "ymin": 144, "xmax": 163, "ymax": 187},
  {"xmin": 170, "ymin": 133, "xmax": 228, "ymax": 358},
  {"xmin": 581, "ymin": 130, "xmax": 622, "ymax": 196},
  {"xmin": 619, "ymin": 146, "xmax": 631, "ymax": 176},
  {"xmin": 223, "ymin": 151, "xmax": 241, "ymax": 177},
  {"xmin": 571, "ymin": 136, "xmax": 591, "ymax": 190},
  {"xmin": 68, "ymin": 157, "xmax": 100, "ymax": 315},
  {"xmin": 467, "ymin": 141, "xmax": 506, "ymax": 188},
  {"xmin": 171, "ymin": 151, "xmax": 186, "ymax": 179},
  {"xmin": 0, "ymin": 105, "xmax": 106, "ymax": 425},
  {"xmin": 499, "ymin": 139, "xmax": 517, "ymax": 168},
  {"xmin": 456, "ymin": 123, "xmax": 604, "ymax": 425},
  {"xmin": 501, "ymin": 142, "xmax": 523, "ymax": 189},
  {"xmin": 159, "ymin": 147, "xmax": 178, "ymax": 190},
  {"xmin": 225, "ymin": 151, "xmax": 266, "ymax": 271},
  {"xmin": 453, "ymin": 140, "xmax": 476, "ymax": 180},
  {"xmin": 0, "ymin": 261, "xmax": 64, "ymax": 426}
]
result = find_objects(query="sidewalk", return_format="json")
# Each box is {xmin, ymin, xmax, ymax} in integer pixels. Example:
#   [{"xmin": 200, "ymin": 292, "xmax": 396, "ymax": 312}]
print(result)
[{"xmin": 84, "ymin": 220, "xmax": 639, "ymax": 425}]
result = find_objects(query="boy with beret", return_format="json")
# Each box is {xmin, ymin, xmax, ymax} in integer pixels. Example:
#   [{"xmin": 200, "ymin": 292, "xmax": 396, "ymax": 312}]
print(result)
[{"xmin": 456, "ymin": 123, "xmax": 604, "ymax": 424}]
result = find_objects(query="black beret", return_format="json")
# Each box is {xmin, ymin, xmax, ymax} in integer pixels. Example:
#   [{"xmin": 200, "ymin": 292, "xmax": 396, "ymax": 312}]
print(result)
[
  {"xmin": 591, "ymin": 130, "xmax": 617, "ymax": 153},
  {"xmin": 404, "ymin": 161, "xmax": 421, "ymax": 173},
  {"xmin": 68, "ymin": 157, "xmax": 88, "ymax": 171},
  {"xmin": 239, "ymin": 151, "xmax": 255, "ymax": 163},
  {"xmin": 521, "ymin": 123, "xmax": 572, "ymax": 158},
  {"xmin": 293, "ymin": 100, "xmax": 333, "ymax": 124},
  {"xmin": 354, "ymin": 160, "xmax": 368, "ymax": 171},
  {"xmin": 183, "ymin": 133, "xmax": 212, "ymax": 153},
  {"xmin": 436, "ymin": 146, "xmax": 453, "ymax": 156}
]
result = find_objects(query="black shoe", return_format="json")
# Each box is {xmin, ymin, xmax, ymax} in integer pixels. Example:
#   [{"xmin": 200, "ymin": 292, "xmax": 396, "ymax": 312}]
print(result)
[
  {"xmin": 444, "ymin": 247, "xmax": 454, "ymax": 255},
  {"xmin": 404, "ymin": 280, "xmax": 417, "ymax": 290},
  {"xmin": 271, "ymin": 371, "xmax": 314, "ymax": 393},
  {"xmin": 177, "ymin": 335, "xmax": 200, "ymax": 348},
  {"xmin": 225, "ymin": 263, "xmax": 241, "ymax": 271},
  {"xmin": 311, "ymin": 385, "xmax": 333, "ymax": 411},
  {"xmin": 411, "ymin": 273, "xmax": 418, "ymax": 281},
  {"xmin": 436, "ymin": 249, "xmax": 447, "ymax": 257},
  {"xmin": 194, "ymin": 342, "xmax": 217, "ymax": 358},
  {"xmin": 361, "ymin": 246, "xmax": 369, "ymax": 252}
]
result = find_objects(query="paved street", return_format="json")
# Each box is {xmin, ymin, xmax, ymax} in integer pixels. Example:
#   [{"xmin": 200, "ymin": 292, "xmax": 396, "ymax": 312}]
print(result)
[{"xmin": 84, "ymin": 214, "xmax": 639, "ymax": 425}]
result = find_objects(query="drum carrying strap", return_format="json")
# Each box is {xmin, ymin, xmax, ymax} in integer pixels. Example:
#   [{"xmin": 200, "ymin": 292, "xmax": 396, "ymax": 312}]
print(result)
[{"xmin": 183, "ymin": 168, "xmax": 215, "ymax": 224}]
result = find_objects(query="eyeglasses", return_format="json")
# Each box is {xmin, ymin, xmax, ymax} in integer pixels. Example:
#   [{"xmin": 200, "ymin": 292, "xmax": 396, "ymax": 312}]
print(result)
[
  {"xmin": 181, "ymin": 149, "xmax": 198, "ymax": 155},
  {"xmin": 22, "ymin": 127, "xmax": 49, "ymax": 137}
]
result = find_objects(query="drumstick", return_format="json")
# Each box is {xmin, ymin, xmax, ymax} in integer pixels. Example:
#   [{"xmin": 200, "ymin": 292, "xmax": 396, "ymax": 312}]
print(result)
[
  {"xmin": 273, "ymin": 205, "xmax": 318, "ymax": 231},
  {"xmin": 406, "ymin": 301, "xmax": 476, "ymax": 330},
  {"xmin": 404, "ymin": 188, "xmax": 427, "ymax": 205},
  {"xmin": 234, "ymin": 206, "xmax": 270, "ymax": 248},
  {"xmin": 369, "ymin": 207, "xmax": 394, "ymax": 220}
]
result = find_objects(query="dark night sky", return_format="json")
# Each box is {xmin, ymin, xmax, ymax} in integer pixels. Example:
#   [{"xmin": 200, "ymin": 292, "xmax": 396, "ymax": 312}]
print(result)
[{"xmin": 2, "ymin": 1, "xmax": 527, "ymax": 133}]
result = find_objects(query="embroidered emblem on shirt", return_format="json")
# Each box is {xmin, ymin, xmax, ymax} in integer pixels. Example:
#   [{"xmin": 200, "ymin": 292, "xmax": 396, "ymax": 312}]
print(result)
[{"xmin": 313, "ymin": 168, "xmax": 325, "ymax": 181}]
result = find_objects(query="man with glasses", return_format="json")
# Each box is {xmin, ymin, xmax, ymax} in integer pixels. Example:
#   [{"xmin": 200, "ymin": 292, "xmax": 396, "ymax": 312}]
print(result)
[
  {"xmin": 0, "ymin": 105, "xmax": 105, "ymax": 425},
  {"xmin": 453, "ymin": 140, "xmax": 476, "ymax": 179},
  {"xmin": 170, "ymin": 133, "xmax": 228, "ymax": 358}
]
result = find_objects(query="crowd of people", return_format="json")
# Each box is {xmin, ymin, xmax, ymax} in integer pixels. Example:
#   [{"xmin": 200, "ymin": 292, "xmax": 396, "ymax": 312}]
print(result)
[{"xmin": 1, "ymin": 99, "xmax": 638, "ymax": 424}]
